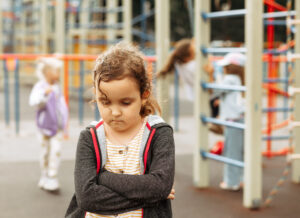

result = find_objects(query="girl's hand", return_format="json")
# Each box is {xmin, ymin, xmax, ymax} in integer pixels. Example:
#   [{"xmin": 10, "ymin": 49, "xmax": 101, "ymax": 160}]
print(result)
[
  {"xmin": 45, "ymin": 87, "xmax": 52, "ymax": 96},
  {"xmin": 203, "ymin": 63, "xmax": 215, "ymax": 83},
  {"xmin": 167, "ymin": 188, "xmax": 175, "ymax": 200},
  {"xmin": 203, "ymin": 63, "xmax": 214, "ymax": 75}
]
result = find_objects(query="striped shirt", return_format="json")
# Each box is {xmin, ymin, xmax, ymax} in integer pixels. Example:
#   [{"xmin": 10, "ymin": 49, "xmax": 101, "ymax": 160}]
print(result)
[{"xmin": 85, "ymin": 118, "xmax": 147, "ymax": 218}]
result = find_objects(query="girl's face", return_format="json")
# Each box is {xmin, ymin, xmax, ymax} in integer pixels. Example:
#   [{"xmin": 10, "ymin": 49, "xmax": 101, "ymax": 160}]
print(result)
[
  {"xmin": 96, "ymin": 77, "xmax": 147, "ymax": 133},
  {"xmin": 45, "ymin": 68, "xmax": 60, "ymax": 85}
]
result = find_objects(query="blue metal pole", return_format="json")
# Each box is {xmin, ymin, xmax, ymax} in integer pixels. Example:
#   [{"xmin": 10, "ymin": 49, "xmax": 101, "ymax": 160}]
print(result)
[
  {"xmin": 263, "ymin": 78, "xmax": 290, "ymax": 83},
  {"xmin": 202, "ymin": 9, "xmax": 296, "ymax": 20},
  {"xmin": 262, "ymin": 135, "xmax": 292, "ymax": 141},
  {"xmin": 264, "ymin": 20, "xmax": 287, "ymax": 26},
  {"xmin": 3, "ymin": 60, "xmax": 10, "ymax": 126},
  {"xmin": 174, "ymin": 68, "xmax": 179, "ymax": 131},
  {"xmin": 94, "ymin": 102, "xmax": 100, "ymax": 121},
  {"xmin": 186, "ymin": 0, "xmax": 194, "ymax": 34},
  {"xmin": 263, "ymin": 61, "xmax": 267, "ymax": 79},
  {"xmin": 201, "ymin": 82, "xmax": 246, "ymax": 92},
  {"xmin": 140, "ymin": 0, "xmax": 146, "ymax": 48},
  {"xmin": 14, "ymin": 59, "xmax": 20, "ymax": 134},
  {"xmin": 201, "ymin": 46, "xmax": 247, "ymax": 54},
  {"xmin": 131, "ymin": 9, "xmax": 155, "ymax": 25},
  {"xmin": 201, "ymin": 115, "xmax": 245, "ymax": 129},
  {"xmin": 79, "ymin": 61, "xmax": 84, "ymax": 125},
  {"xmin": 202, "ymin": 9, "xmax": 246, "ymax": 20},
  {"xmin": 263, "ymin": 10, "xmax": 296, "ymax": 19},
  {"xmin": 201, "ymin": 46, "xmax": 287, "ymax": 55},
  {"xmin": 283, "ymin": 57, "xmax": 289, "ymax": 120},
  {"xmin": 152, "ymin": 62, "xmax": 157, "ymax": 97},
  {"xmin": 201, "ymin": 150, "xmax": 244, "ymax": 168},
  {"xmin": 262, "ymin": 107, "xmax": 293, "ymax": 113}
]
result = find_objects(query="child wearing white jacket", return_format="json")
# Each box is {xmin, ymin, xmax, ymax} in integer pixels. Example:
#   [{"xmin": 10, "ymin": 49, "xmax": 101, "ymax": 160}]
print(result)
[{"xmin": 29, "ymin": 57, "xmax": 68, "ymax": 191}]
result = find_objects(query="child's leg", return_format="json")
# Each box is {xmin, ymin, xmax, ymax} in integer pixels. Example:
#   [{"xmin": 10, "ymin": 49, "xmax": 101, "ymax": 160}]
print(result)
[
  {"xmin": 48, "ymin": 133, "xmax": 62, "ymax": 178},
  {"xmin": 39, "ymin": 135, "xmax": 50, "ymax": 187},
  {"xmin": 42, "ymin": 133, "xmax": 62, "ymax": 191},
  {"xmin": 40, "ymin": 135, "xmax": 50, "ymax": 175},
  {"xmin": 223, "ymin": 125, "xmax": 244, "ymax": 187}
]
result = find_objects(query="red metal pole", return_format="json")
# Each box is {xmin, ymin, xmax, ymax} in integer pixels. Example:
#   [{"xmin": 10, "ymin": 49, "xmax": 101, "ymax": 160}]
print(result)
[
  {"xmin": 263, "ymin": 0, "xmax": 287, "ymax": 11},
  {"xmin": 266, "ymin": 0, "xmax": 275, "ymax": 158}
]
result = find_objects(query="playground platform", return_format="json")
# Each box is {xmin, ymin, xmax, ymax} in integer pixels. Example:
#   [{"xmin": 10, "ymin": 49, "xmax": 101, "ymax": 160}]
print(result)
[{"xmin": 1, "ymin": 116, "xmax": 299, "ymax": 218}]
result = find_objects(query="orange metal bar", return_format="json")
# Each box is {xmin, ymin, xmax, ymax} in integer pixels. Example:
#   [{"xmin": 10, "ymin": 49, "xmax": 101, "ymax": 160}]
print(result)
[
  {"xmin": 0, "ymin": 54, "xmax": 97, "ymax": 61},
  {"xmin": 0, "ymin": 54, "xmax": 157, "ymax": 62},
  {"xmin": 2, "ymin": 11, "xmax": 17, "ymax": 19},
  {"xmin": 261, "ymin": 119, "xmax": 290, "ymax": 134},
  {"xmin": 2, "ymin": 52, "xmax": 290, "ymax": 63},
  {"xmin": 262, "ymin": 147, "xmax": 292, "ymax": 157},
  {"xmin": 6, "ymin": 58, "xmax": 17, "ymax": 72},
  {"xmin": 263, "ymin": 84, "xmax": 290, "ymax": 97}
]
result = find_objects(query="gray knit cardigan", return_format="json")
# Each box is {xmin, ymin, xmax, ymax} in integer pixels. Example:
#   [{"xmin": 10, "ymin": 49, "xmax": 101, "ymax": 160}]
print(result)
[{"xmin": 65, "ymin": 115, "xmax": 175, "ymax": 218}]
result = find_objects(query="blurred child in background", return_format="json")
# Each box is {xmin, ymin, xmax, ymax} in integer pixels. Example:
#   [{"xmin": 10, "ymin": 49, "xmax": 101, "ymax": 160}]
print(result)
[
  {"xmin": 157, "ymin": 38, "xmax": 222, "ymax": 133},
  {"xmin": 29, "ymin": 57, "xmax": 68, "ymax": 191},
  {"xmin": 157, "ymin": 38, "xmax": 196, "ymax": 101},
  {"xmin": 213, "ymin": 53, "xmax": 246, "ymax": 191}
]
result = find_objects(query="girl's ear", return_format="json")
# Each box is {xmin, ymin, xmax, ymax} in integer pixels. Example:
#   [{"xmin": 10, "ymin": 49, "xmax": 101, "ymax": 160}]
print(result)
[
  {"xmin": 142, "ymin": 90, "xmax": 150, "ymax": 99},
  {"xmin": 142, "ymin": 90, "xmax": 150, "ymax": 104}
]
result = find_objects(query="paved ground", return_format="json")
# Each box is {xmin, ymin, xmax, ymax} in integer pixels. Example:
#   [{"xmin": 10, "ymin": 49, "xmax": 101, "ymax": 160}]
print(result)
[{"xmin": 1, "ymin": 85, "xmax": 300, "ymax": 218}]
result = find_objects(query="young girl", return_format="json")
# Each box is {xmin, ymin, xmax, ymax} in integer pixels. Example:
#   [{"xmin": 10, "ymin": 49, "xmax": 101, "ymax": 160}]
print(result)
[
  {"xmin": 157, "ymin": 38, "xmax": 195, "ymax": 101},
  {"xmin": 29, "ymin": 57, "xmax": 68, "ymax": 191},
  {"xmin": 214, "ymin": 53, "xmax": 246, "ymax": 191},
  {"xmin": 66, "ymin": 43, "xmax": 175, "ymax": 217},
  {"xmin": 157, "ymin": 38, "xmax": 221, "ymax": 132}
]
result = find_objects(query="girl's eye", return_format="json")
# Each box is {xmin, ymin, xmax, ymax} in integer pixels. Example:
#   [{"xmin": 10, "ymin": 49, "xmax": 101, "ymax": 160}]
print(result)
[
  {"xmin": 100, "ymin": 100, "xmax": 110, "ymax": 105},
  {"xmin": 122, "ymin": 101, "xmax": 131, "ymax": 106}
]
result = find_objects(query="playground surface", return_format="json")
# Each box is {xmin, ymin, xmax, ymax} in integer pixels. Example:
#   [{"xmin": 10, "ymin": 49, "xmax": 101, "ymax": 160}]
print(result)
[
  {"xmin": 1, "ymin": 120, "xmax": 300, "ymax": 218},
  {"xmin": 1, "ymin": 85, "xmax": 300, "ymax": 218}
]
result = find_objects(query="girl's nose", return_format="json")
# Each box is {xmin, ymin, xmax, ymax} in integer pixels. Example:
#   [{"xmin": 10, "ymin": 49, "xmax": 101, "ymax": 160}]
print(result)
[{"xmin": 111, "ymin": 106, "xmax": 121, "ymax": 117}]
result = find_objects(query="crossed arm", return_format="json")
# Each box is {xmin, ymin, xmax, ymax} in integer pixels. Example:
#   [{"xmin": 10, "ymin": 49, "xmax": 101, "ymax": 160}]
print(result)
[{"xmin": 74, "ymin": 127, "xmax": 175, "ymax": 214}]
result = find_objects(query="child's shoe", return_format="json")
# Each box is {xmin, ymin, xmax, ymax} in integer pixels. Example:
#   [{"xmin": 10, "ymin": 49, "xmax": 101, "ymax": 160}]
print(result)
[
  {"xmin": 43, "ymin": 177, "xmax": 60, "ymax": 191},
  {"xmin": 219, "ymin": 182, "xmax": 241, "ymax": 191},
  {"xmin": 38, "ymin": 176, "xmax": 48, "ymax": 189}
]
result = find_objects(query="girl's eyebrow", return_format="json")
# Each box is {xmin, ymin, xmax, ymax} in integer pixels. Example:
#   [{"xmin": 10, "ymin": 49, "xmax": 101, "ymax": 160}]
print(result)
[{"xmin": 120, "ymin": 97, "xmax": 135, "ymax": 101}]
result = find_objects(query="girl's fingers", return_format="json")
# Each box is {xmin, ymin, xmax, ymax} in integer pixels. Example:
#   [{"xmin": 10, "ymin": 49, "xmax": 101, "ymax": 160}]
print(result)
[
  {"xmin": 167, "ymin": 189, "xmax": 176, "ymax": 199},
  {"xmin": 167, "ymin": 194, "xmax": 175, "ymax": 200}
]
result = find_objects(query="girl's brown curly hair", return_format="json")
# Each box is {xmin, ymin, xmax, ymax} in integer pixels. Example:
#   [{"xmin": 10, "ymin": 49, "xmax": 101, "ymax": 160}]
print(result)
[
  {"xmin": 157, "ymin": 38, "xmax": 193, "ymax": 77},
  {"xmin": 93, "ymin": 42, "xmax": 161, "ymax": 117}
]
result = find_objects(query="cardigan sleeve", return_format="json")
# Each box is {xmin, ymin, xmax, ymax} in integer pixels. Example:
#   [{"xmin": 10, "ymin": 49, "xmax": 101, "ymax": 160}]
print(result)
[
  {"xmin": 74, "ymin": 130, "xmax": 147, "ymax": 214},
  {"xmin": 29, "ymin": 82, "xmax": 49, "ymax": 108},
  {"xmin": 97, "ymin": 126, "xmax": 175, "ymax": 202}
]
